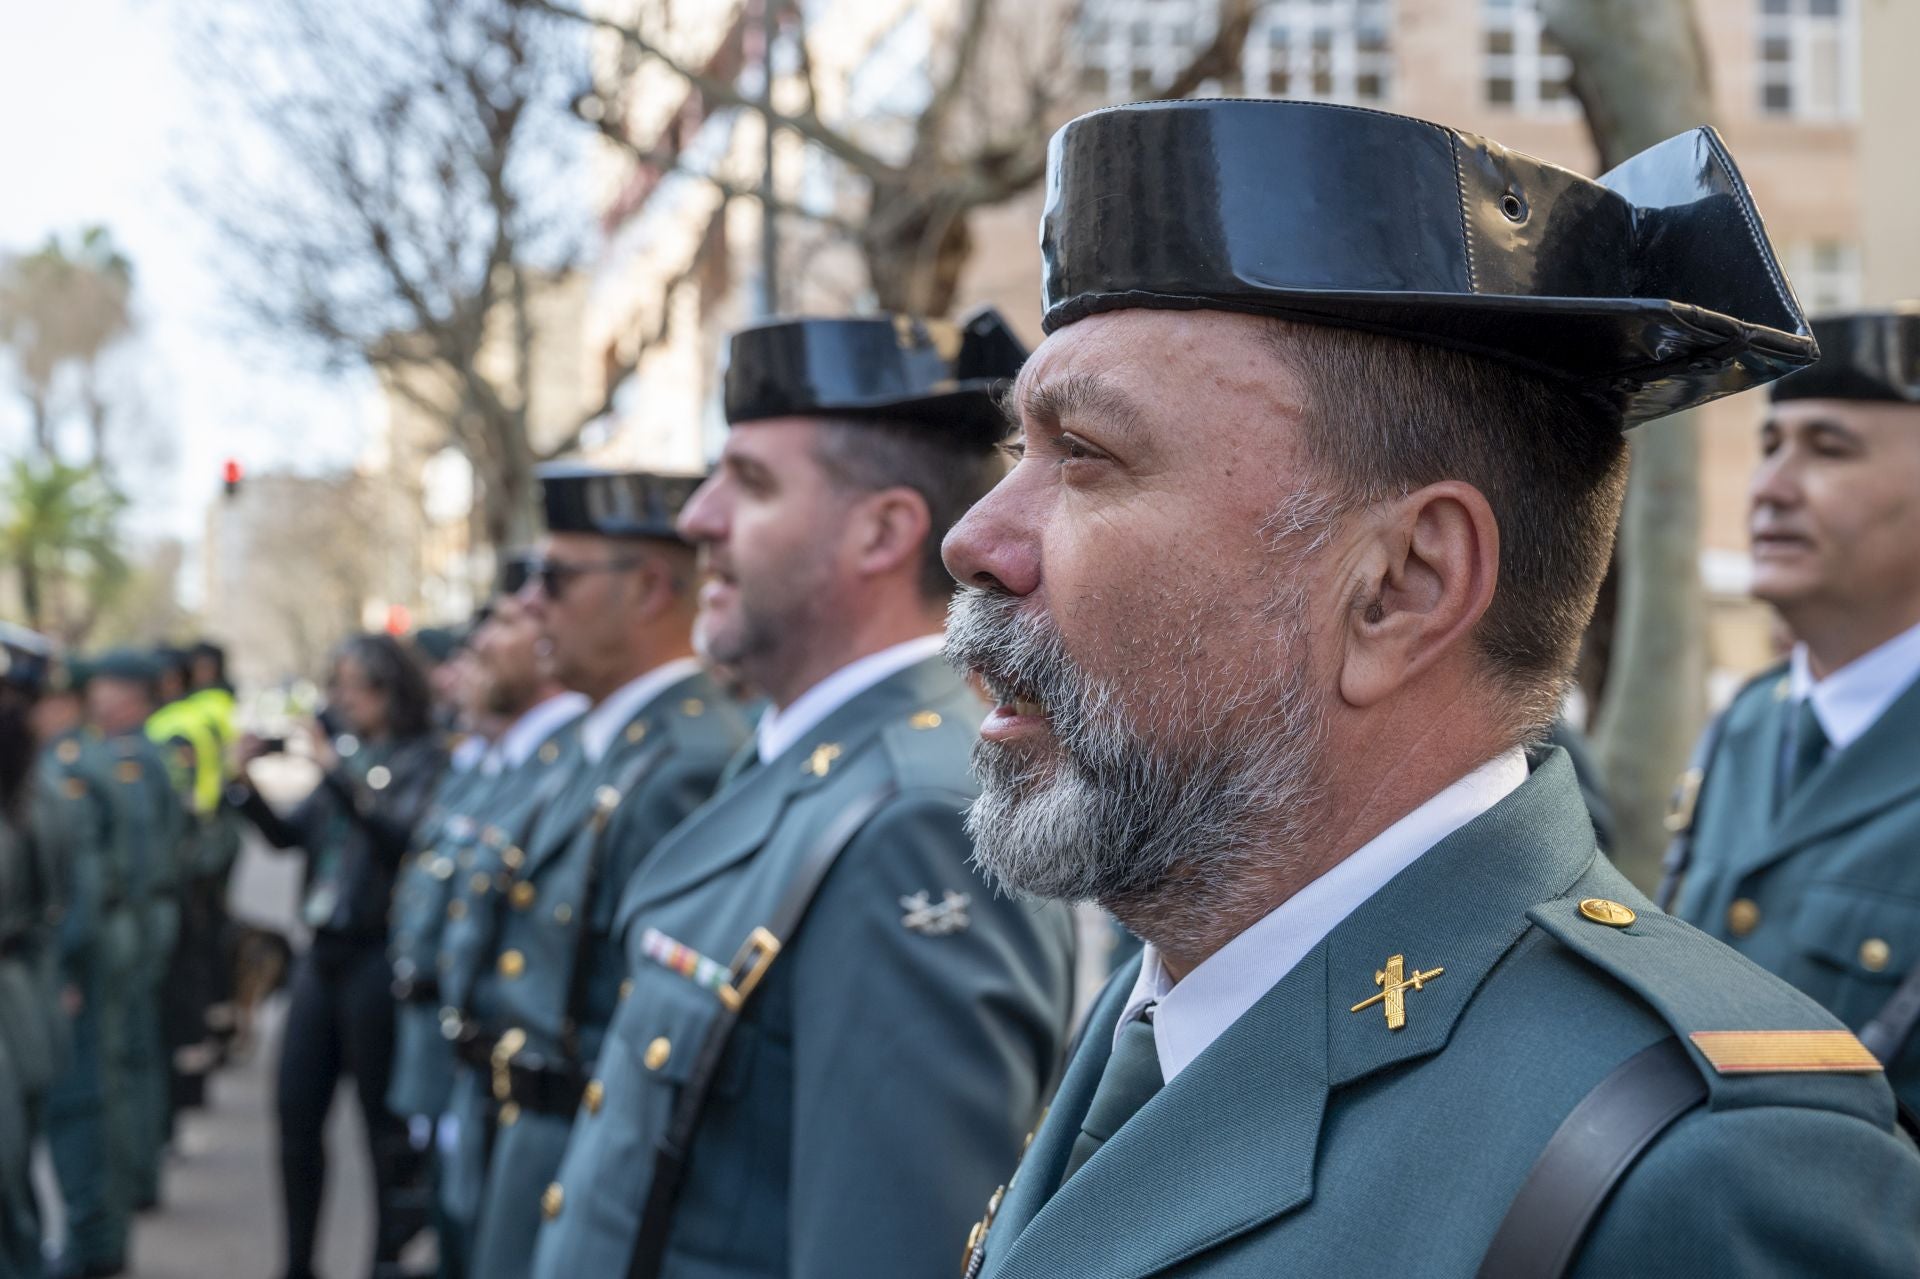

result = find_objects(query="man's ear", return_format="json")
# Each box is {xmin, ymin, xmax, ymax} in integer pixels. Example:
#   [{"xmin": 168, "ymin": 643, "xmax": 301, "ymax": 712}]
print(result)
[
  {"xmin": 851, "ymin": 487, "xmax": 933, "ymax": 582},
  {"xmin": 1338, "ymin": 481, "xmax": 1499, "ymax": 709}
]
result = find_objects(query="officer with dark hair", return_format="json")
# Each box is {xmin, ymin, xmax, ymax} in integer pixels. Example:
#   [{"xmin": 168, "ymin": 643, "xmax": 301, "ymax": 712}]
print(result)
[
  {"xmin": 943, "ymin": 101, "xmax": 1920, "ymax": 1277},
  {"xmin": 530, "ymin": 311, "xmax": 1076, "ymax": 1279},
  {"xmin": 1665, "ymin": 306, "xmax": 1920, "ymax": 1111}
]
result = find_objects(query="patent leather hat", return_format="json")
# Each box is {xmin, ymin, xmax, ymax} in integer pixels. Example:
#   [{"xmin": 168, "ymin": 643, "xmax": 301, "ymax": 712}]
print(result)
[
  {"xmin": 1771, "ymin": 305, "xmax": 1920, "ymax": 404},
  {"xmin": 1040, "ymin": 100, "xmax": 1816, "ymax": 426},
  {"xmin": 537, "ymin": 465, "xmax": 701, "ymax": 542},
  {"xmin": 723, "ymin": 307, "xmax": 1026, "ymax": 447}
]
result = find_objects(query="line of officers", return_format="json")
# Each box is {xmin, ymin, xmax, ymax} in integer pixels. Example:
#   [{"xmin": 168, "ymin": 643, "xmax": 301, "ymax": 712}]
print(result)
[
  {"xmin": 0, "ymin": 636, "xmax": 243, "ymax": 1279},
  {"xmin": 2, "ymin": 301, "xmax": 1913, "ymax": 1279}
]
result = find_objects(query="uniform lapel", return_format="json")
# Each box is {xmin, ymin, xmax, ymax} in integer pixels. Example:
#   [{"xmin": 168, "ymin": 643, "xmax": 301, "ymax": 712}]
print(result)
[
  {"xmin": 617, "ymin": 656, "xmax": 957, "ymax": 916},
  {"xmin": 991, "ymin": 751, "xmax": 1599, "ymax": 1279},
  {"xmin": 1764, "ymin": 672, "xmax": 1920, "ymax": 865},
  {"xmin": 1715, "ymin": 679, "xmax": 1795, "ymax": 880}
]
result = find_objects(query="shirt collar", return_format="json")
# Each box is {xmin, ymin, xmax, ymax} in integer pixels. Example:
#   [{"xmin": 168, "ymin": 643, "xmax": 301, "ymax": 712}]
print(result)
[
  {"xmin": 1787, "ymin": 617, "xmax": 1920, "ymax": 752},
  {"xmin": 449, "ymin": 734, "xmax": 491, "ymax": 774},
  {"xmin": 580, "ymin": 657, "xmax": 704, "ymax": 765},
  {"xmin": 483, "ymin": 691, "xmax": 588, "ymax": 775},
  {"xmin": 754, "ymin": 634, "xmax": 947, "ymax": 764},
  {"xmin": 1117, "ymin": 746, "xmax": 1530, "ymax": 1082}
]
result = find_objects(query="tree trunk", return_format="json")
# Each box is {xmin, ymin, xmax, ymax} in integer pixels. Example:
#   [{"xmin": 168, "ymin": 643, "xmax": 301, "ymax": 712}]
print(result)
[
  {"xmin": 1545, "ymin": 0, "xmax": 1714, "ymax": 889},
  {"xmin": 859, "ymin": 191, "xmax": 974, "ymax": 317},
  {"xmin": 29, "ymin": 394, "xmax": 54, "ymax": 459},
  {"xmin": 18, "ymin": 555, "xmax": 44, "ymax": 631}
]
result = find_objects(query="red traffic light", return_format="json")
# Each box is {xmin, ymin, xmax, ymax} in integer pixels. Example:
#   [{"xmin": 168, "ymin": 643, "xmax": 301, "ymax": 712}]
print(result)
[{"xmin": 222, "ymin": 459, "xmax": 243, "ymax": 496}]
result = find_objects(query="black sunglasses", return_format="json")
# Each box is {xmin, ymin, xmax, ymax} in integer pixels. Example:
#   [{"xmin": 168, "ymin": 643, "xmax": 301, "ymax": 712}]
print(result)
[{"xmin": 525, "ymin": 555, "xmax": 646, "ymax": 601}]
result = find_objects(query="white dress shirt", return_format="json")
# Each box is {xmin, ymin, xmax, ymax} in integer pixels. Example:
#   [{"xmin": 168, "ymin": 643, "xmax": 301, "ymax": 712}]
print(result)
[
  {"xmin": 480, "ymin": 691, "xmax": 588, "ymax": 776},
  {"xmin": 1117, "ymin": 747, "xmax": 1530, "ymax": 1082},
  {"xmin": 754, "ymin": 634, "xmax": 947, "ymax": 764},
  {"xmin": 1787, "ymin": 618, "xmax": 1920, "ymax": 755},
  {"xmin": 579, "ymin": 658, "xmax": 705, "ymax": 765},
  {"xmin": 448, "ymin": 733, "xmax": 491, "ymax": 775}
]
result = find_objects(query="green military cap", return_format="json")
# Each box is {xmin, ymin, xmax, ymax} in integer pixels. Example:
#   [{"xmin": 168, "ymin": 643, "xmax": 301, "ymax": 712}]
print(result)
[
  {"xmin": 88, "ymin": 647, "xmax": 161, "ymax": 686},
  {"xmin": 411, "ymin": 626, "xmax": 464, "ymax": 666}
]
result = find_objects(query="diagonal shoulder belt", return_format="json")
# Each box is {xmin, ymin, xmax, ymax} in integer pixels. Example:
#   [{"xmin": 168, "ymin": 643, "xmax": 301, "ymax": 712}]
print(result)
[
  {"xmin": 624, "ymin": 779, "xmax": 900, "ymax": 1279},
  {"xmin": 1476, "ymin": 1037, "xmax": 1707, "ymax": 1279}
]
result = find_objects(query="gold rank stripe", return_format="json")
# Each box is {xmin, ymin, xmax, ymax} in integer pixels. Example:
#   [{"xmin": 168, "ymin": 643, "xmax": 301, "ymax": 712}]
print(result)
[{"xmin": 1689, "ymin": 1030, "xmax": 1883, "ymax": 1074}]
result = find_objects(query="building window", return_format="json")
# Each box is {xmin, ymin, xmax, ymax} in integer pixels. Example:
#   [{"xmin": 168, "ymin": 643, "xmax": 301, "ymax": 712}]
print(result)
[
  {"xmin": 1076, "ymin": 0, "xmax": 1393, "ymax": 105},
  {"xmin": 1757, "ymin": 0, "xmax": 1857, "ymax": 120},
  {"xmin": 1483, "ymin": 0, "xmax": 1575, "ymax": 115},
  {"xmin": 1243, "ymin": 0, "xmax": 1394, "ymax": 104},
  {"xmin": 1788, "ymin": 241, "xmax": 1861, "ymax": 315}
]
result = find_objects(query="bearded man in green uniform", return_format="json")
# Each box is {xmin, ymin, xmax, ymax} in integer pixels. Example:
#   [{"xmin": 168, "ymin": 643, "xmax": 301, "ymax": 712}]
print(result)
[
  {"xmin": 943, "ymin": 102, "xmax": 1920, "ymax": 1278},
  {"xmin": 530, "ymin": 310, "xmax": 1077, "ymax": 1279},
  {"xmin": 1665, "ymin": 306, "xmax": 1920, "ymax": 1111},
  {"xmin": 440, "ymin": 470, "xmax": 745, "ymax": 1279}
]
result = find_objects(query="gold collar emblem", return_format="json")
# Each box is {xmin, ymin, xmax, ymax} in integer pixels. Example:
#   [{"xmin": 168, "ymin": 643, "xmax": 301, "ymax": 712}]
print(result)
[{"xmin": 1349, "ymin": 953, "xmax": 1445, "ymax": 1031}]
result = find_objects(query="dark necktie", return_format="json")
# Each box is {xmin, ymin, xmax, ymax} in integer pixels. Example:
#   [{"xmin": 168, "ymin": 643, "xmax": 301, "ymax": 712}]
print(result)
[
  {"xmin": 1780, "ymin": 698, "xmax": 1830, "ymax": 809},
  {"xmin": 1059, "ymin": 1010, "xmax": 1163, "ymax": 1186}
]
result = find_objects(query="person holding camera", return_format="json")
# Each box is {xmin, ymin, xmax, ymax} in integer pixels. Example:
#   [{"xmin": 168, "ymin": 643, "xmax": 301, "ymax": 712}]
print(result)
[{"xmin": 229, "ymin": 632, "xmax": 446, "ymax": 1279}]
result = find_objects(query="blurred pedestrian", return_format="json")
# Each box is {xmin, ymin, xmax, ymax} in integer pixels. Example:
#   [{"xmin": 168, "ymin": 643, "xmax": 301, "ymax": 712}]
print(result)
[
  {"xmin": 1664, "ymin": 305, "xmax": 1920, "ymax": 1107},
  {"xmin": 229, "ymin": 633, "xmax": 446, "ymax": 1279}
]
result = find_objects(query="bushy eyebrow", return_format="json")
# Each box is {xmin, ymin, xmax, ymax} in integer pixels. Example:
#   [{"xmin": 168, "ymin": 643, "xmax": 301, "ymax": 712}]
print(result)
[{"xmin": 1017, "ymin": 371, "xmax": 1146, "ymax": 442}]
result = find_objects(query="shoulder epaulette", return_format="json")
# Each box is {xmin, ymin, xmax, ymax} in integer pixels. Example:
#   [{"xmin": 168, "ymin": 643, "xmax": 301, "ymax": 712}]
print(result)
[{"xmin": 1530, "ymin": 893, "xmax": 1894, "ymax": 1130}]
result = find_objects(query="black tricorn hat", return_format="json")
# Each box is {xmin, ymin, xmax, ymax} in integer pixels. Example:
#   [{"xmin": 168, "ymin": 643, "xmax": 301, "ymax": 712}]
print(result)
[
  {"xmin": 723, "ymin": 306, "xmax": 1026, "ymax": 447},
  {"xmin": 1040, "ymin": 100, "xmax": 1815, "ymax": 427},
  {"xmin": 1771, "ymin": 305, "xmax": 1920, "ymax": 404},
  {"xmin": 0, "ymin": 622, "xmax": 53, "ymax": 694},
  {"xmin": 537, "ymin": 465, "xmax": 701, "ymax": 542}
]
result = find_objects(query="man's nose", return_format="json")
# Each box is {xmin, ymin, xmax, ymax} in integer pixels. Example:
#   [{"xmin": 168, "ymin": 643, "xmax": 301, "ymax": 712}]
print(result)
[
  {"xmin": 942, "ymin": 476, "xmax": 1040, "ymax": 597},
  {"xmin": 1750, "ymin": 449, "xmax": 1803, "ymax": 515},
  {"xmin": 677, "ymin": 474, "xmax": 725, "ymax": 544}
]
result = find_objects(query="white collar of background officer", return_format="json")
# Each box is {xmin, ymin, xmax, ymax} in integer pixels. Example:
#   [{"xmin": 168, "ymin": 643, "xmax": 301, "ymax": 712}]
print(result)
[
  {"xmin": 580, "ymin": 657, "xmax": 704, "ymax": 765},
  {"xmin": 755, "ymin": 633, "xmax": 947, "ymax": 765},
  {"xmin": 1788, "ymin": 616, "xmax": 1920, "ymax": 753},
  {"xmin": 483, "ymin": 689, "xmax": 590, "ymax": 776}
]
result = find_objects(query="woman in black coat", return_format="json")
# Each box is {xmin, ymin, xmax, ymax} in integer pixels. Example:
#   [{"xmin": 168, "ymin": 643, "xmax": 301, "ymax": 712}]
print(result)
[{"xmin": 231, "ymin": 633, "xmax": 445, "ymax": 1279}]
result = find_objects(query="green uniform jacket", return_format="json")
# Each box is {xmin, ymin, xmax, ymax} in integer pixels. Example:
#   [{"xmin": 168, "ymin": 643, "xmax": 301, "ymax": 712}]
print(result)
[
  {"xmin": 1674, "ymin": 666, "xmax": 1920, "ymax": 1110},
  {"xmin": 444, "ymin": 670, "xmax": 747, "ymax": 1279},
  {"xmin": 531, "ymin": 656, "xmax": 1077, "ymax": 1279},
  {"xmin": 970, "ymin": 750, "xmax": 1920, "ymax": 1279}
]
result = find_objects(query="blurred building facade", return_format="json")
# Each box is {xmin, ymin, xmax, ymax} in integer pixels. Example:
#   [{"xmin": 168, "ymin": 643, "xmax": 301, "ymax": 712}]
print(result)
[{"xmin": 580, "ymin": 0, "xmax": 1916, "ymax": 693}]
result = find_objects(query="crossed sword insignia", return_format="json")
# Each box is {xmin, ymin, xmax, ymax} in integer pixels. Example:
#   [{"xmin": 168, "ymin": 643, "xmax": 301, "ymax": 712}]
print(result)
[{"xmin": 1349, "ymin": 953, "xmax": 1445, "ymax": 1031}]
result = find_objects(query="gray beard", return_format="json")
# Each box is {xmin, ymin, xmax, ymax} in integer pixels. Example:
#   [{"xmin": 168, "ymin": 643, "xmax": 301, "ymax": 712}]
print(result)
[{"xmin": 946, "ymin": 587, "xmax": 1330, "ymax": 956}]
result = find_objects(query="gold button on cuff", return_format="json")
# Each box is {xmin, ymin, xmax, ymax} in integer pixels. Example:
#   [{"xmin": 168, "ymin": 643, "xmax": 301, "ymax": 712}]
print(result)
[
  {"xmin": 1577, "ymin": 898, "xmax": 1636, "ymax": 928},
  {"xmin": 446, "ymin": 899, "xmax": 467, "ymax": 921},
  {"xmin": 541, "ymin": 1183, "xmax": 564, "ymax": 1221},
  {"xmin": 498, "ymin": 950, "xmax": 526, "ymax": 980},
  {"xmin": 498, "ymin": 1101, "xmax": 520, "ymax": 1128},
  {"xmin": 1727, "ymin": 898, "xmax": 1761, "ymax": 937},
  {"xmin": 1861, "ymin": 938, "xmax": 1892, "ymax": 972},
  {"xmin": 644, "ymin": 1037, "xmax": 672, "ymax": 1071},
  {"xmin": 510, "ymin": 882, "xmax": 537, "ymax": 911},
  {"xmin": 583, "ymin": 1079, "xmax": 604, "ymax": 1115}
]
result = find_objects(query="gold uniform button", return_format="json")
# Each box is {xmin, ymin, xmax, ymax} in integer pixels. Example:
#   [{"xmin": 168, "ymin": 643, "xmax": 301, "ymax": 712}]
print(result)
[
  {"xmin": 644, "ymin": 1037, "xmax": 672, "ymax": 1071},
  {"xmin": 57, "ymin": 740, "xmax": 81, "ymax": 764},
  {"xmin": 1728, "ymin": 898, "xmax": 1761, "ymax": 937},
  {"xmin": 446, "ymin": 899, "xmax": 467, "ymax": 921},
  {"xmin": 1577, "ymin": 898, "xmax": 1636, "ymax": 928},
  {"xmin": 498, "ymin": 1101, "xmax": 520, "ymax": 1128},
  {"xmin": 502, "ymin": 846, "xmax": 525, "ymax": 872},
  {"xmin": 909, "ymin": 710, "xmax": 942, "ymax": 730},
  {"xmin": 619, "ymin": 979, "xmax": 634, "ymax": 1000},
  {"xmin": 583, "ymin": 1079, "xmax": 604, "ymax": 1114},
  {"xmin": 1861, "ymin": 938, "xmax": 1892, "ymax": 972},
  {"xmin": 498, "ymin": 950, "xmax": 526, "ymax": 980},
  {"xmin": 625, "ymin": 722, "xmax": 648, "ymax": 745},
  {"xmin": 541, "ymin": 1183, "xmax": 564, "ymax": 1221},
  {"xmin": 470, "ymin": 872, "xmax": 492, "ymax": 896},
  {"xmin": 510, "ymin": 882, "xmax": 537, "ymax": 910}
]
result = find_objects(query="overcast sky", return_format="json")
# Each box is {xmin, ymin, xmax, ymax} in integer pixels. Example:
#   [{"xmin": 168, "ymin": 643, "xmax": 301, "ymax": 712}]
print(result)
[{"xmin": 0, "ymin": 0, "xmax": 375, "ymax": 550}]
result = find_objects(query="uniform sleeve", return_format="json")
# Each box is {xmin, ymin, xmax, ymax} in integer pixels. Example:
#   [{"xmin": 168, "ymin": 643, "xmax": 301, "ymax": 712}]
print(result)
[
  {"xmin": 786, "ymin": 792, "xmax": 1074, "ymax": 1279},
  {"xmin": 1574, "ymin": 1104, "xmax": 1920, "ymax": 1276}
]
